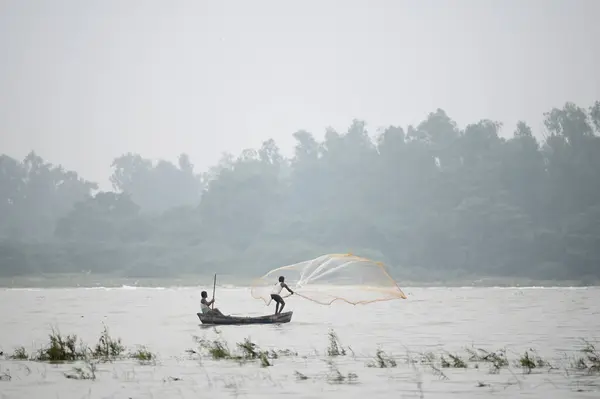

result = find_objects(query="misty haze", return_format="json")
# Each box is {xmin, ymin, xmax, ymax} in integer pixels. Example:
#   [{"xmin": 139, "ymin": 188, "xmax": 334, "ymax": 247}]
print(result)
[{"xmin": 0, "ymin": 1, "xmax": 599, "ymax": 398}]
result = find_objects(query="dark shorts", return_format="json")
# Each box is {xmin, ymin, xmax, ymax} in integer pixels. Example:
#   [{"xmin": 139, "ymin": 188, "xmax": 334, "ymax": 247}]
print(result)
[{"xmin": 270, "ymin": 294, "xmax": 284, "ymax": 304}]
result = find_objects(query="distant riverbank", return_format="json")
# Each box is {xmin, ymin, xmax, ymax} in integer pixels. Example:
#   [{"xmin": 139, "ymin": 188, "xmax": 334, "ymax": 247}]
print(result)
[{"xmin": 0, "ymin": 273, "xmax": 597, "ymax": 289}]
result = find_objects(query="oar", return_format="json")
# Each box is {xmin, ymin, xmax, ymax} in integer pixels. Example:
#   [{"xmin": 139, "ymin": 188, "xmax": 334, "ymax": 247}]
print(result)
[{"xmin": 211, "ymin": 273, "xmax": 216, "ymax": 309}]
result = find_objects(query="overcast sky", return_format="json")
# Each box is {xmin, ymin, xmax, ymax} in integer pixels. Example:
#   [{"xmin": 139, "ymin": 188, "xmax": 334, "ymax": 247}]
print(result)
[{"xmin": 1, "ymin": 0, "xmax": 598, "ymax": 189}]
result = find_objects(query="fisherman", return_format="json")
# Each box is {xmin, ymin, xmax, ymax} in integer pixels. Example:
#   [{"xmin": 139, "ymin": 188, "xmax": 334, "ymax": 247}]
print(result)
[
  {"xmin": 201, "ymin": 290, "xmax": 225, "ymax": 316},
  {"xmin": 270, "ymin": 276, "xmax": 294, "ymax": 315}
]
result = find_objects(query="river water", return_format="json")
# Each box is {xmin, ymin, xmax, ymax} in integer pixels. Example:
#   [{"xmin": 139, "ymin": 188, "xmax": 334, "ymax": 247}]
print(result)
[{"xmin": 0, "ymin": 286, "xmax": 599, "ymax": 398}]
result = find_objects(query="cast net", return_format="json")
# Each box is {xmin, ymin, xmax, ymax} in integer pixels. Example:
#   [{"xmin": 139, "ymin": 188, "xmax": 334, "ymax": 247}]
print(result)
[{"xmin": 250, "ymin": 253, "xmax": 407, "ymax": 306}]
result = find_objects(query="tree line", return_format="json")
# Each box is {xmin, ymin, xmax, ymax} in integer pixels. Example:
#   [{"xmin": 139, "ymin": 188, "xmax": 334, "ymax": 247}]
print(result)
[{"xmin": 1, "ymin": 101, "xmax": 599, "ymax": 282}]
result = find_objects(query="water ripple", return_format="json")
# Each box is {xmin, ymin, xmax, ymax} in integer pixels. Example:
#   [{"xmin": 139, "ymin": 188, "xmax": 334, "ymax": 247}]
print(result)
[{"xmin": 0, "ymin": 287, "xmax": 599, "ymax": 398}]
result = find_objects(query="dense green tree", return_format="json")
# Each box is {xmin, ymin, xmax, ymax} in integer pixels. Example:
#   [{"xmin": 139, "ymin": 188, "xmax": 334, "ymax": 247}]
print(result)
[
  {"xmin": 109, "ymin": 152, "xmax": 203, "ymax": 213},
  {"xmin": 1, "ymin": 101, "xmax": 599, "ymax": 282},
  {"xmin": 0, "ymin": 152, "xmax": 97, "ymax": 239}
]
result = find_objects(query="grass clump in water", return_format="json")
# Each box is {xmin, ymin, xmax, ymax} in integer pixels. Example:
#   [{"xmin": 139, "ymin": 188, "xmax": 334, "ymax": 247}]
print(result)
[
  {"xmin": 244, "ymin": 338, "xmax": 300, "ymax": 366},
  {"xmin": 326, "ymin": 330, "xmax": 346, "ymax": 357},
  {"xmin": 367, "ymin": 349, "xmax": 397, "ymax": 368},
  {"xmin": 325, "ymin": 360, "xmax": 358, "ymax": 384},
  {"xmin": 237, "ymin": 338, "xmax": 261, "ymax": 359},
  {"xmin": 0, "ymin": 368, "xmax": 11, "ymax": 381},
  {"xmin": 571, "ymin": 340, "xmax": 600, "ymax": 374},
  {"xmin": 235, "ymin": 338, "xmax": 271, "ymax": 366},
  {"xmin": 441, "ymin": 353, "xmax": 467, "ymax": 368},
  {"xmin": 9, "ymin": 347, "xmax": 29, "ymax": 360},
  {"xmin": 518, "ymin": 350, "xmax": 547, "ymax": 374},
  {"xmin": 34, "ymin": 328, "xmax": 87, "ymax": 362},
  {"xmin": 21, "ymin": 325, "xmax": 156, "ymax": 365},
  {"xmin": 465, "ymin": 347, "xmax": 508, "ymax": 373},
  {"xmin": 128, "ymin": 346, "xmax": 155, "ymax": 365},
  {"xmin": 194, "ymin": 335, "xmax": 255, "ymax": 363},
  {"xmin": 258, "ymin": 351, "xmax": 271, "ymax": 367},
  {"xmin": 194, "ymin": 334, "xmax": 297, "ymax": 368},
  {"xmin": 236, "ymin": 338, "xmax": 292, "ymax": 366},
  {"xmin": 92, "ymin": 325, "xmax": 125, "ymax": 361},
  {"xmin": 196, "ymin": 336, "xmax": 232, "ymax": 360},
  {"xmin": 294, "ymin": 371, "xmax": 309, "ymax": 380}
]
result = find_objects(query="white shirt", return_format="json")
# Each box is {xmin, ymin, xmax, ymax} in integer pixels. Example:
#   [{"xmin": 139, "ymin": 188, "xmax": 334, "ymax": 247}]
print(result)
[
  {"xmin": 200, "ymin": 299, "xmax": 210, "ymax": 313},
  {"xmin": 271, "ymin": 282, "xmax": 283, "ymax": 295}
]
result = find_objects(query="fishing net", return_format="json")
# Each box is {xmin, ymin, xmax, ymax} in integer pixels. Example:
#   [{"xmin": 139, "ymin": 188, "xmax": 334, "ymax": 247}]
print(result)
[{"xmin": 250, "ymin": 253, "xmax": 407, "ymax": 306}]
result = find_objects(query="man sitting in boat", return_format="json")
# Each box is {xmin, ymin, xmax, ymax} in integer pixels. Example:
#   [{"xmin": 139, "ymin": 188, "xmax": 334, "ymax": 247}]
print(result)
[
  {"xmin": 271, "ymin": 276, "xmax": 294, "ymax": 315},
  {"xmin": 201, "ymin": 291, "xmax": 225, "ymax": 316}
]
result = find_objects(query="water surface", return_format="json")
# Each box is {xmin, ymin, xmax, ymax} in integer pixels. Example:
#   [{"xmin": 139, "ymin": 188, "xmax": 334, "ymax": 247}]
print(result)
[{"xmin": 0, "ymin": 286, "xmax": 598, "ymax": 398}]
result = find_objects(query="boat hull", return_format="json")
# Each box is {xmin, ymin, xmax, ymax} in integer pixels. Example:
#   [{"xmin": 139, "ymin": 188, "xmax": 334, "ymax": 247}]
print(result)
[{"xmin": 197, "ymin": 311, "xmax": 293, "ymax": 325}]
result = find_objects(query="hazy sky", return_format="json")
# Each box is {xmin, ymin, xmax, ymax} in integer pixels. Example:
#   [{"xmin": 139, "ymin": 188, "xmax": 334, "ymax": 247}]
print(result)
[{"xmin": 1, "ymin": 0, "xmax": 598, "ymax": 189}]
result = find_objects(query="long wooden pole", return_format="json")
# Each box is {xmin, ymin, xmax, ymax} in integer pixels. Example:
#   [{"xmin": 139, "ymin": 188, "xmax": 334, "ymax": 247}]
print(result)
[{"xmin": 211, "ymin": 273, "xmax": 216, "ymax": 309}]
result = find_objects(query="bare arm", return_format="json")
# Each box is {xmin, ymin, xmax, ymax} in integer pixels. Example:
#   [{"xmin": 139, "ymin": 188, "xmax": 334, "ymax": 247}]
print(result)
[{"xmin": 283, "ymin": 283, "xmax": 294, "ymax": 294}]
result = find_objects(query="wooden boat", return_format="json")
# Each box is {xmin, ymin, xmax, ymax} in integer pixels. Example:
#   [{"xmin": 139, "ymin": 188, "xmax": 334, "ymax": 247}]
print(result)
[{"xmin": 197, "ymin": 311, "xmax": 293, "ymax": 325}]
